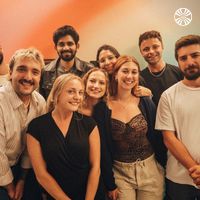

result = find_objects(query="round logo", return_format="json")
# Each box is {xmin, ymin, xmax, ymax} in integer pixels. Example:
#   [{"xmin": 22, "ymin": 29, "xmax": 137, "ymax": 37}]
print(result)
[{"xmin": 174, "ymin": 8, "xmax": 192, "ymax": 26}]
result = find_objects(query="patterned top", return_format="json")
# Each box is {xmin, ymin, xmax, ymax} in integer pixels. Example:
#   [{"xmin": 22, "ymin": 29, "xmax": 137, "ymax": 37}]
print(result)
[{"xmin": 111, "ymin": 113, "xmax": 153, "ymax": 162}]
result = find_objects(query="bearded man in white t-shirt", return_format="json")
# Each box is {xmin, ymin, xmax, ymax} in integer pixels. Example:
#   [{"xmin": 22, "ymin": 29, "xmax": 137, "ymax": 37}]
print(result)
[{"xmin": 156, "ymin": 34, "xmax": 200, "ymax": 199}]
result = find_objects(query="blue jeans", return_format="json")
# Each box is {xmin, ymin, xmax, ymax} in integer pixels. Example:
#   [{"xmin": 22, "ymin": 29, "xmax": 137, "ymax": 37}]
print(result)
[{"xmin": 165, "ymin": 178, "xmax": 200, "ymax": 200}]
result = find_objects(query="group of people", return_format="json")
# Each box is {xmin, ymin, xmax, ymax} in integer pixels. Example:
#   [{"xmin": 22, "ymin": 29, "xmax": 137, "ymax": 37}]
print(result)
[{"xmin": 0, "ymin": 24, "xmax": 199, "ymax": 200}]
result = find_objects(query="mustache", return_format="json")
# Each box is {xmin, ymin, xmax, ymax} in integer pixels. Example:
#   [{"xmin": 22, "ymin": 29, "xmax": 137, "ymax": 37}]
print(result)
[
  {"xmin": 19, "ymin": 79, "xmax": 34, "ymax": 85},
  {"xmin": 61, "ymin": 50, "xmax": 72, "ymax": 54}
]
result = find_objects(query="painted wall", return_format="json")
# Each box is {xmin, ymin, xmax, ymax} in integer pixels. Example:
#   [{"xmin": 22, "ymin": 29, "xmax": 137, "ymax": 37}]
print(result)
[{"xmin": 1, "ymin": 0, "xmax": 199, "ymax": 68}]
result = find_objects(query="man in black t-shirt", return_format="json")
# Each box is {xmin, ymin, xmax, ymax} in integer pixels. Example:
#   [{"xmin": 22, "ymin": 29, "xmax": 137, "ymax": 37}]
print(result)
[{"xmin": 138, "ymin": 30, "xmax": 183, "ymax": 106}]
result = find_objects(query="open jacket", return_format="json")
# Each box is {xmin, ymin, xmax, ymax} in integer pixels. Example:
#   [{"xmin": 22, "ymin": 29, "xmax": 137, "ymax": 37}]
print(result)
[{"xmin": 93, "ymin": 96, "xmax": 167, "ymax": 191}]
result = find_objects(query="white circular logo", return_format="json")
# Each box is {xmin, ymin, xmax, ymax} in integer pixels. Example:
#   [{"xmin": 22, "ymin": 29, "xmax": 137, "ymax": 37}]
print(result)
[{"xmin": 174, "ymin": 8, "xmax": 192, "ymax": 26}]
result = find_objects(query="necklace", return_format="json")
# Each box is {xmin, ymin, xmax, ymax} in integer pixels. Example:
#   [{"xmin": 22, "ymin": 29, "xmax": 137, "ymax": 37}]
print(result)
[
  {"xmin": 116, "ymin": 96, "xmax": 132, "ymax": 110},
  {"xmin": 148, "ymin": 66, "xmax": 166, "ymax": 78}
]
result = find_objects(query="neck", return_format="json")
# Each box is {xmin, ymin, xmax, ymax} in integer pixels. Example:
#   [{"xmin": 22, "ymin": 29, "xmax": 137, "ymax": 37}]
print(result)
[
  {"xmin": 0, "ymin": 62, "xmax": 9, "ymax": 75},
  {"xmin": 116, "ymin": 89, "xmax": 132, "ymax": 101},
  {"xmin": 84, "ymin": 96, "xmax": 99, "ymax": 110},
  {"xmin": 52, "ymin": 106, "xmax": 73, "ymax": 120},
  {"xmin": 60, "ymin": 58, "xmax": 75, "ymax": 71},
  {"xmin": 148, "ymin": 59, "xmax": 165, "ymax": 72},
  {"xmin": 182, "ymin": 77, "xmax": 200, "ymax": 88},
  {"xmin": 18, "ymin": 94, "xmax": 31, "ymax": 106}
]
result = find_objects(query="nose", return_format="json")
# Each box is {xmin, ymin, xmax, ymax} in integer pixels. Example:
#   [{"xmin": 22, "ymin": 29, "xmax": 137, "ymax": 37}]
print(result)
[
  {"xmin": 186, "ymin": 56, "xmax": 195, "ymax": 66},
  {"xmin": 62, "ymin": 44, "xmax": 70, "ymax": 51},
  {"xmin": 104, "ymin": 58, "xmax": 110, "ymax": 65},
  {"xmin": 24, "ymin": 70, "xmax": 33, "ymax": 80},
  {"xmin": 73, "ymin": 92, "xmax": 81, "ymax": 100}
]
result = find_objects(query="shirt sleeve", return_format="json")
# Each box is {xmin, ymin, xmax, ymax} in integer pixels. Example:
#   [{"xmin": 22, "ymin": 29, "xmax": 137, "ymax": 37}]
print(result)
[
  {"xmin": 0, "ymin": 107, "xmax": 13, "ymax": 186},
  {"xmin": 155, "ymin": 92, "xmax": 175, "ymax": 131}
]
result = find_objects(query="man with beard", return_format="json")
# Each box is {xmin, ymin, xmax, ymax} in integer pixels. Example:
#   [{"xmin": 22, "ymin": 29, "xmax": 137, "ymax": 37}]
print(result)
[
  {"xmin": 0, "ymin": 46, "xmax": 9, "ymax": 86},
  {"xmin": 0, "ymin": 48, "xmax": 46, "ymax": 200},
  {"xmin": 139, "ymin": 30, "xmax": 183, "ymax": 106},
  {"xmin": 40, "ymin": 25, "xmax": 93, "ymax": 99},
  {"xmin": 155, "ymin": 35, "xmax": 200, "ymax": 199}
]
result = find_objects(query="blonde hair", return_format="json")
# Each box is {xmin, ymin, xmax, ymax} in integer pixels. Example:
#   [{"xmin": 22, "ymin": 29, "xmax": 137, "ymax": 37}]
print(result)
[
  {"xmin": 82, "ymin": 67, "xmax": 110, "ymax": 102},
  {"xmin": 47, "ymin": 73, "xmax": 83, "ymax": 112},
  {"xmin": 9, "ymin": 47, "xmax": 45, "ymax": 71}
]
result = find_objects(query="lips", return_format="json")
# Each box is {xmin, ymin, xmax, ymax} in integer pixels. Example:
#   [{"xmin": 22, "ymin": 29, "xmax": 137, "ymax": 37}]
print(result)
[{"xmin": 19, "ymin": 79, "xmax": 34, "ymax": 86}]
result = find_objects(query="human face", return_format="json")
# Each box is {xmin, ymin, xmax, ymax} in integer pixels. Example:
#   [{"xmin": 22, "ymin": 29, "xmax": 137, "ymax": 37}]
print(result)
[
  {"xmin": 115, "ymin": 62, "xmax": 139, "ymax": 91},
  {"xmin": 177, "ymin": 44, "xmax": 200, "ymax": 80},
  {"xmin": 140, "ymin": 38, "xmax": 163, "ymax": 66},
  {"xmin": 10, "ymin": 57, "xmax": 41, "ymax": 101},
  {"xmin": 57, "ymin": 79, "xmax": 84, "ymax": 112},
  {"xmin": 86, "ymin": 71, "xmax": 107, "ymax": 99},
  {"xmin": 55, "ymin": 35, "xmax": 79, "ymax": 62},
  {"xmin": 99, "ymin": 50, "xmax": 117, "ymax": 74}
]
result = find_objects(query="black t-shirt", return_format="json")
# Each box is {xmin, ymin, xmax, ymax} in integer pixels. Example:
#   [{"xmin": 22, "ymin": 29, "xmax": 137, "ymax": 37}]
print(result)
[
  {"xmin": 140, "ymin": 64, "xmax": 183, "ymax": 106},
  {"xmin": 27, "ymin": 112, "xmax": 96, "ymax": 200}
]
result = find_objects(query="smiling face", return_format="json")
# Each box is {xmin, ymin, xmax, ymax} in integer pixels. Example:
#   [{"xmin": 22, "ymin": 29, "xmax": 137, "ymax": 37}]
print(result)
[
  {"xmin": 140, "ymin": 38, "xmax": 163, "ymax": 66},
  {"xmin": 57, "ymin": 79, "xmax": 84, "ymax": 112},
  {"xmin": 98, "ymin": 50, "xmax": 117, "ymax": 74},
  {"xmin": 86, "ymin": 71, "xmax": 107, "ymax": 99},
  {"xmin": 177, "ymin": 44, "xmax": 200, "ymax": 81},
  {"xmin": 55, "ymin": 35, "xmax": 79, "ymax": 62},
  {"xmin": 10, "ymin": 57, "xmax": 41, "ymax": 100},
  {"xmin": 115, "ymin": 62, "xmax": 139, "ymax": 92}
]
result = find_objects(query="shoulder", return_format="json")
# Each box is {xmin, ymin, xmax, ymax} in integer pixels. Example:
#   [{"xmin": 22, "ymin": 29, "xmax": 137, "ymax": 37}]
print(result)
[
  {"xmin": 32, "ymin": 91, "xmax": 46, "ymax": 105},
  {"xmin": 75, "ymin": 57, "xmax": 94, "ymax": 71},
  {"xmin": 166, "ymin": 63, "xmax": 182, "ymax": 74},
  {"xmin": 141, "ymin": 67, "xmax": 149, "ymax": 75},
  {"xmin": 29, "ymin": 112, "xmax": 50, "ymax": 126},
  {"xmin": 43, "ymin": 58, "xmax": 58, "ymax": 72},
  {"xmin": 75, "ymin": 112, "xmax": 97, "ymax": 134}
]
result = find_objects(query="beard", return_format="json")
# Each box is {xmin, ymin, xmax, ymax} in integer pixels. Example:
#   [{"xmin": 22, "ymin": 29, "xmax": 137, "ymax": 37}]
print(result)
[
  {"xmin": 0, "ymin": 52, "xmax": 4, "ymax": 65},
  {"xmin": 59, "ymin": 50, "xmax": 76, "ymax": 62},
  {"xmin": 182, "ymin": 65, "xmax": 200, "ymax": 80}
]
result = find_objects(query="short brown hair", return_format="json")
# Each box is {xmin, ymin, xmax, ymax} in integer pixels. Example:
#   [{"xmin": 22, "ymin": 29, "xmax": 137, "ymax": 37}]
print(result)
[
  {"xmin": 175, "ymin": 34, "xmax": 200, "ymax": 60},
  {"xmin": 139, "ymin": 30, "xmax": 163, "ymax": 47},
  {"xmin": 110, "ymin": 55, "xmax": 140, "ymax": 97}
]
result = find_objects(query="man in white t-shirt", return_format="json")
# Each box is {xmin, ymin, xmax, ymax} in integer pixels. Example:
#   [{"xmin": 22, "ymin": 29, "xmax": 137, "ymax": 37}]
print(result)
[{"xmin": 156, "ymin": 34, "xmax": 200, "ymax": 199}]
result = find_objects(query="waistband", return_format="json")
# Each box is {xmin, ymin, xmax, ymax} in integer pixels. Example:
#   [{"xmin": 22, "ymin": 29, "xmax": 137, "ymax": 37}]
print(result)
[{"xmin": 113, "ymin": 154, "xmax": 155, "ymax": 167}]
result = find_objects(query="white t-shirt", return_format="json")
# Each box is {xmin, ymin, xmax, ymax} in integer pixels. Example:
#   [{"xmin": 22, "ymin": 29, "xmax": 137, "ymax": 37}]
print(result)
[{"xmin": 155, "ymin": 81, "xmax": 200, "ymax": 186}]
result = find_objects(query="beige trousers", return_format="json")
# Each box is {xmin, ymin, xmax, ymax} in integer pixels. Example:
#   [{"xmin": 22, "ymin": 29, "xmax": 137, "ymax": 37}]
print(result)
[{"xmin": 113, "ymin": 154, "xmax": 164, "ymax": 200}]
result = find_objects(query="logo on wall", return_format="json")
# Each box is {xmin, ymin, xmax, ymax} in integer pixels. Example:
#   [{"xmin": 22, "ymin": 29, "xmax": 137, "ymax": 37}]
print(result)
[{"xmin": 174, "ymin": 8, "xmax": 192, "ymax": 26}]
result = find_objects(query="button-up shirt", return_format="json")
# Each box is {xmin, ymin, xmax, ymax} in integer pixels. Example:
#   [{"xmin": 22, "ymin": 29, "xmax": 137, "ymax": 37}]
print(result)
[{"xmin": 0, "ymin": 82, "xmax": 46, "ymax": 186}]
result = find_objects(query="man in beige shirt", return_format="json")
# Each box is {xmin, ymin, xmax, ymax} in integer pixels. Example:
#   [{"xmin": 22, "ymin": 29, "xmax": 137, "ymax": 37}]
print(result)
[{"xmin": 0, "ymin": 48, "xmax": 46, "ymax": 200}]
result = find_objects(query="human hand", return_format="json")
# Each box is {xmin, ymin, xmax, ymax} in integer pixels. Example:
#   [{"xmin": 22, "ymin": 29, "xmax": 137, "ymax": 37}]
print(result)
[
  {"xmin": 189, "ymin": 165, "xmax": 200, "ymax": 188},
  {"xmin": 13, "ymin": 179, "xmax": 25, "ymax": 200},
  {"xmin": 134, "ymin": 86, "xmax": 152, "ymax": 97},
  {"xmin": 107, "ymin": 188, "xmax": 119, "ymax": 200},
  {"xmin": 5, "ymin": 182, "xmax": 15, "ymax": 199}
]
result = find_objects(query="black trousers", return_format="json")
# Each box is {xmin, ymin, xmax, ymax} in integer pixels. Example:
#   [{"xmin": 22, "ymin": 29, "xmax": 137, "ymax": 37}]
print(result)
[{"xmin": 165, "ymin": 178, "xmax": 200, "ymax": 200}]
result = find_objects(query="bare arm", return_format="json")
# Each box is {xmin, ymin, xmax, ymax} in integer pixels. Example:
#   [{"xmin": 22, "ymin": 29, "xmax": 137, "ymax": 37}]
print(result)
[
  {"xmin": 163, "ymin": 130, "xmax": 197, "ymax": 169},
  {"xmin": 85, "ymin": 126, "xmax": 101, "ymax": 200},
  {"xmin": 27, "ymin": 134, "xmax": 71, "ymax": 200}
]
